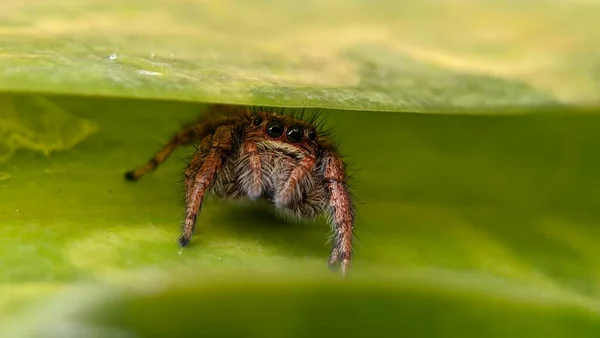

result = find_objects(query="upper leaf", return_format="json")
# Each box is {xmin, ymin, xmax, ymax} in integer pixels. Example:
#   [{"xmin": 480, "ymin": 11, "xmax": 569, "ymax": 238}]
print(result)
[{"xmin": 1, "ymin": 0, "xmax": 598, "ymax": 112}]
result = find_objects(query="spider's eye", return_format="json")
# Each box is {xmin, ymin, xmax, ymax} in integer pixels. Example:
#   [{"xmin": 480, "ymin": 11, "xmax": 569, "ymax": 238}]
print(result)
[
  {"xmin": 286, "ymin": 125, "xmax": 304, "ymax": 143},
  {"xmin": 266, "ymin": 119, "xmax": 285, "ymax": 138},
  {"xmin": 307, "ymin": 130, "xmax": 317, "ymax": 141},
  {"xmin": 253, "ymin": 115, "xmax": 263, "ymax": 126}
]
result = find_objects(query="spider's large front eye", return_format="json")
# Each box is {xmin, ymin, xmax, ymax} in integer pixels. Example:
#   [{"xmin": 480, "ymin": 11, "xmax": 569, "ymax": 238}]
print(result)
[
  {"xmin": 286, "ymin": 125, "xmax": 304, "ymax": 143},
  {"xmin": 266, "ymin": 119, "xmax": 285, "ymax": 138}
]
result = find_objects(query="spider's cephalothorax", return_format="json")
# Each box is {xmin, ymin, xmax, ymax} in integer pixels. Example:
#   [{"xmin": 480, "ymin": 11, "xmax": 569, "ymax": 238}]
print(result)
[{"xmin": 124, "ymin": 104, "xmax": 355, "ymax": 274}]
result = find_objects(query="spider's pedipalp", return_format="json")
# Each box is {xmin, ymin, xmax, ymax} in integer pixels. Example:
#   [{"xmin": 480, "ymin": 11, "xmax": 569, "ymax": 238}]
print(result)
[
  {"xmin": 238, "ymin": 139, "xmax": 263, "ymax": 200},
  {"xmin": 275, "ymin": 156, "xmax": 316, "ymax": 208}
]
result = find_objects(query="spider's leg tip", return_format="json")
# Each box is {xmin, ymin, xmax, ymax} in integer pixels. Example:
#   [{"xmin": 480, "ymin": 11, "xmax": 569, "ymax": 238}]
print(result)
[
  {"xmin": 124, "ymin": 171, "xmax": 138, "ymax": 181},
  {"xmin": 178, "ymin": 235, "xmax": 190, "ymax": 247},
  {"xmin": 327, "ymin": 260, "xmax": 340, "ymax": 272}
]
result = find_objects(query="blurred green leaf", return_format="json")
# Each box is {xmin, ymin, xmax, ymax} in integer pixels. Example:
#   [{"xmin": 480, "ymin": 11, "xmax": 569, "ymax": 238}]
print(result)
[
  {"xmin": 10, "ymin": 272, "xmax": 600, "ymax": 338},
  {"xmin": 0, "ymin": 0, "xmax": 599, "ymax": 111}
]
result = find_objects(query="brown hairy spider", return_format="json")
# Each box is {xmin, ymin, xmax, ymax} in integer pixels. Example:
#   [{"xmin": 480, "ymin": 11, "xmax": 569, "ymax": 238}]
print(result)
[{"xmin": 124, "ymin": 104, "xmax": 355, "ymax": 274}]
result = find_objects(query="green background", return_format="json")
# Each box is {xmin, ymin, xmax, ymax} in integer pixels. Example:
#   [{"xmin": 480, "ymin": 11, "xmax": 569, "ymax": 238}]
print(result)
[{"xmin": 1, "ymin": 0, "xmax": 600, "ymax": 337}]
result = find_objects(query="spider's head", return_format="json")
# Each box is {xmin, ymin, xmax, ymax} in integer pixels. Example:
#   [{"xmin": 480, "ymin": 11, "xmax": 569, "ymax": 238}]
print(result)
[{"xmin": 245, "ymin": 111, "xmax": 320, "ymax": 158}]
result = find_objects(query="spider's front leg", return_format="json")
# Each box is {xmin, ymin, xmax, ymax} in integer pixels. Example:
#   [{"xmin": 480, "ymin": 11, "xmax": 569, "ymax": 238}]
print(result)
[
  {"xmin": 322, "ymin": 151, "xmax": 355, "ymax": 275},
  {"xmin": 179, "ymin": 124, "xmax": 236, "ymax": 247}
]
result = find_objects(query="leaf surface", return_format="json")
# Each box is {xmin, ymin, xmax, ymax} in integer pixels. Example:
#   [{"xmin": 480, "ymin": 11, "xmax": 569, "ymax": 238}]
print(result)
[
  {"xmin": 1, "ymin": 0, "xmax": 598, "ymax": 111},
  {"xmin": 1, "ymin": 96, "xmax": 600, "ymax": 336}
]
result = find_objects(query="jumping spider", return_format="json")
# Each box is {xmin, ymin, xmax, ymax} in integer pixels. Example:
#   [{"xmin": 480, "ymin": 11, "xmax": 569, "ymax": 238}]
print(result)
[{"xmin": 124, "ymin": 104, "xmax": 355, "ymax": 274}]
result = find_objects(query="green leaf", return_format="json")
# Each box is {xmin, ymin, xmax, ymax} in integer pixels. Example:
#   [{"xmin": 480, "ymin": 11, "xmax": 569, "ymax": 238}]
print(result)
[
  {"xmin": 0, "ymin": 96, "xmax": 98, "ymax": 163},
  {"xmin": 2, "ymin": 0, "xmax": 600, "ymax": 336},
  {"xmin": 1, "ymin": 0, "xmax": 599, "ymax": 111},
  {"xmin": 2, "ymin": 95, "xmax": 600, "ymax": 336}
]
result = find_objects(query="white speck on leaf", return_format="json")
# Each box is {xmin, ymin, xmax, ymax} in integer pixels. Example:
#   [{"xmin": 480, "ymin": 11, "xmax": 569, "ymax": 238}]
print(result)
[{"xmin": 136, "ymin": 70, "xmax": 162, "ymax": 76}]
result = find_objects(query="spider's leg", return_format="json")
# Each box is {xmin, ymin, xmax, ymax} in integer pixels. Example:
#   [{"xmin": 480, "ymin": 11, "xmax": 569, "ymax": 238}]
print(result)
[
  {"xmin": 179, "ymin": 124, "xmax": 236, "ymax": 247},
  {"xmin": 184, "ymin": 135, "xmax": 213, "ymax": 203},
  {"xmin": 275, "ymin": 156, "xmax": 316, "ymax": 207},
  {"xmin": 321, "ymin": 151, "xmax": 355, "ymax": 276},
  {"xmin": 124, "ymin": 105, "xmax": 235, "ymax": 181}
]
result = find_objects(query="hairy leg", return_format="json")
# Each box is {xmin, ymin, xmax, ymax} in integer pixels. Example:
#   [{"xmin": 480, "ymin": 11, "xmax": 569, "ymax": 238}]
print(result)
[
  {"xmin": 275, "ymin": 156, "xmax": 316, "ymax": 207},
  {"xmin": 184, "ymin": 135, "xmax": 213, "ymax": 203},
  {"xmin": 124, "ymin": 105, "xmax": 235, "ymax": 181},
  {"xmin": 179, "ymin": 125, "xmax": 236, "ymax": 247},
  {"xmin": 321, "ymin": 151, "xmax": 355, "ymax": 275}
]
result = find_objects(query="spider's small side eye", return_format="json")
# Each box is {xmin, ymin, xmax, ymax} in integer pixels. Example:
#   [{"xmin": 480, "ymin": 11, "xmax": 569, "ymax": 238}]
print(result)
[
  {"xmin": 266, "ymin": 119, "xmax": 285, "ymax": 138},
  {"xmin": 286, "ymin": 125, "xmax": 304, "ymax": 143},
  {"xmin": 307, "ymin": 130, "xmax": 317, "ymax": 141},
  {"xmin": 253, "ymin": 115, "xmax": 264, "ymax": 125}
]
